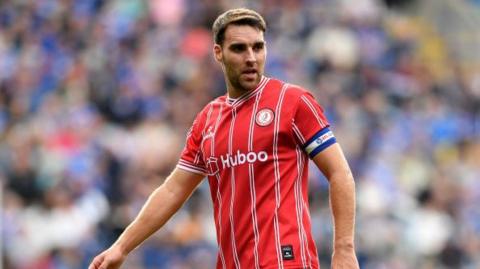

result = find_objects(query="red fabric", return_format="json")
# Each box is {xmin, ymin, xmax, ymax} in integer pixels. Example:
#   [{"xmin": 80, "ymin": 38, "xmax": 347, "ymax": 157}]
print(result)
[{"xmin": 178, "ymin": 76, "xmax": 331, "ymax": 269}]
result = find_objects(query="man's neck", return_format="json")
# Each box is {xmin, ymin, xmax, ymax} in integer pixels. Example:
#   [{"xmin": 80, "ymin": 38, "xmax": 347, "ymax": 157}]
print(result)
[
  {"xmin": 226, "ymin": 78, "xmax": 262, "ymax": 99},
  {"xmin": 227, "ymin": 87, "xmax": 251, "ymax": 99}
]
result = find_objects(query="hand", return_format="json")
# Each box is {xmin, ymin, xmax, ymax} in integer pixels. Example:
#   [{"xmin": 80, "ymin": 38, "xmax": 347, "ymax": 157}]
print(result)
[
  {"xmin": 331, "ymin": 246, "xmax": 359, "ymax": 269},
  {"xmin": 88, "ymin": 245, "xmax": 127, "ymax": 269}
]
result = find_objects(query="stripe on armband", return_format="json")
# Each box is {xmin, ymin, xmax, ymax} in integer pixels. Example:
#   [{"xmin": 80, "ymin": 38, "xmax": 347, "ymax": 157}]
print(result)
[{"xmin": 304, "ymin": 128, "xmax": 336, "ymax": 158}]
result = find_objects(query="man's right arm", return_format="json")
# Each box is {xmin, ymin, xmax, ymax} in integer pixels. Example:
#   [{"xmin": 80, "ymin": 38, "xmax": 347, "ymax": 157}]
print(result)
[{"xmin": 88, "ymin": 168, "xmax": 204, "ymax": 269}]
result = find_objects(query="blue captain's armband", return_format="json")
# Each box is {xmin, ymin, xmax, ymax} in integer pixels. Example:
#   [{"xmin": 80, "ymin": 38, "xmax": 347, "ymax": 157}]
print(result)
[{"xmin": 304, "ymin": 127, "xmax": 336, "ymax": 158}]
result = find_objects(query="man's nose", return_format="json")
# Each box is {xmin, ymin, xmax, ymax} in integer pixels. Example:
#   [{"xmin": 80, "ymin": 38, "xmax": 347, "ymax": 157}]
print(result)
[{"xmin": 245, "ymin": 48, "xmax": 256, "ymax": 63}]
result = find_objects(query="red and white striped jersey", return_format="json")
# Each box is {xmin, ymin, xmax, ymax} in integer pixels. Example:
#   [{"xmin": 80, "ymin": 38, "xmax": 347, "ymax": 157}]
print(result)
[{"xmin": 177, "ymin": 76, "xmax": 336, "ymax": 269}]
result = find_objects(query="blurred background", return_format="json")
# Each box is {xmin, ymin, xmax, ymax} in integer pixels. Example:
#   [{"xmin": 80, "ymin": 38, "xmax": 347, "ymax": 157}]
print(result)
[{"xmin": 1, "ymin": 0, "xmax": 479, "ymax": 268}]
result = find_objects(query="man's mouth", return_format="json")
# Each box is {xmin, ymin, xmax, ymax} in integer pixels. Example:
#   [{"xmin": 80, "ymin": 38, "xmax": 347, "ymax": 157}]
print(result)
[{"xmin": 242, "ymin": 69, "xmax": 258, "ymax": 78}]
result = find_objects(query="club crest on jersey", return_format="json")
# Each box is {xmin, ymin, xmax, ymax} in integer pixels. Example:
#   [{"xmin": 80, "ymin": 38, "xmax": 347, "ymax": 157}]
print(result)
[{"xmin": 255, "ymin": 108, "xmax": 274, "ymax": 126}]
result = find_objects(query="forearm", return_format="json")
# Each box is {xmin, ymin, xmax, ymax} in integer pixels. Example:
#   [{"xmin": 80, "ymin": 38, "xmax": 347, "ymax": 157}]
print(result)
[
  {"xmin": 113, "ymin": 176, "xmax": 194, "ymax": 255},
  {"xmin": 329, "ymin": 171, "xmax": 356, "ymax": 249}
]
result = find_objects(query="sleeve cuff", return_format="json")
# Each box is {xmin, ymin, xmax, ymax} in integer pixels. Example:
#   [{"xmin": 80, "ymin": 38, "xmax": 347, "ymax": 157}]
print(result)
[{"xmin": 177, "ymin": 159, "xmax": 207, "ymax": 175}]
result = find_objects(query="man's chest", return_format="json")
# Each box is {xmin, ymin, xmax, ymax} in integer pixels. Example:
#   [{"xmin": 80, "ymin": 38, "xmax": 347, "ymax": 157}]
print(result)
[{"xmin": 200, "ymin": 104, "xmax": 293, "ymax": 175}]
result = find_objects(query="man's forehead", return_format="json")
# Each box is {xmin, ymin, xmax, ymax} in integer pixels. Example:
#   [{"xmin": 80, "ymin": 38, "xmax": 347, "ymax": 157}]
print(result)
[{"xmin": 223, "ymin": 25, "xmax": 265, "ymax": 44}]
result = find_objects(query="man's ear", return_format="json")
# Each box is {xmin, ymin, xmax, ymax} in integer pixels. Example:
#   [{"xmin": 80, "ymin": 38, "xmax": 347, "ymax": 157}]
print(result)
[{"xmin": 213, "ymin": 44, "xmax": 223, "ymax": 62}]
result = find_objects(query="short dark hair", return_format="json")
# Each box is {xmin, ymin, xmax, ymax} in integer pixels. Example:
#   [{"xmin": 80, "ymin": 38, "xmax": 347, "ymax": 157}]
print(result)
[{"xmin": 212, "ymin": 8, "xmax": 267, "ymax": 45}]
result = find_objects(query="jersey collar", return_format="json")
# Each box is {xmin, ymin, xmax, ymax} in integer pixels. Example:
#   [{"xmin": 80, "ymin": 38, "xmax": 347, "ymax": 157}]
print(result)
[{"xmin": 226, "ymin": 76, "xmax": 269, "ymax": 107}]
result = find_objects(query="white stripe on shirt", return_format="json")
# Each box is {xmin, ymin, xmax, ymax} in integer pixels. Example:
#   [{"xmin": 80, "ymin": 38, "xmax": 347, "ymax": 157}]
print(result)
[
  {"xmin": 211, "ymin": 104, "xmax": 227, "ymax": 269},
  {"xmin": 247, "ymin": 86, "xmax": 263, "ymax": 269},
  {"xmin": 294, "ymin": 146, "xmax": 308, "ymax": 268},
  {"xmin": 292, "ymin": 122, "xmax": 306, "ymax": 144},
  {"xmin": 300, "ymin": 95, "xmax": 326, "ymax": 127},
  {"xmin": 228, "ymin": 107, "xmax": 241, "ymax": 269},
  {"xmin": 272, "ymin": 83, "xmax": 289, "ymax": 269}
]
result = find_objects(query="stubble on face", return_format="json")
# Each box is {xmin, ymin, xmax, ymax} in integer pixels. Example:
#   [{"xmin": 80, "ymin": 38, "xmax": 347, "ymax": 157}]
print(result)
[{"xmin": 216, "ymin": 25, "xmax": 266, "ymax": 98}]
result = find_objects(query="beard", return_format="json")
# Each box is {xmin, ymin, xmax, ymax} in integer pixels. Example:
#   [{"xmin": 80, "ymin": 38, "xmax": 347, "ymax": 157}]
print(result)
[{"xmin": 225, "ymin": 67, "xmax": 261, "ymax": 94}]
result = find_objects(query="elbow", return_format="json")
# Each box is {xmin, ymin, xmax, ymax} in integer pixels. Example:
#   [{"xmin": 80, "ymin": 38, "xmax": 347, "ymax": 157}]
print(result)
[{"xmin": 328, "ymin": 168, "xmax": 355, "ymax": 185}]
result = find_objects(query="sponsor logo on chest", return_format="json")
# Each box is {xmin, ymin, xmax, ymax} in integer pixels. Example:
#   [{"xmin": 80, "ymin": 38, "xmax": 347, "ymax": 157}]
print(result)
[
  {"xmin": 220, "ymin": 150, "xmax": 268, "ymax": 169},
  {"xmin": 206, "ymin": 150, "xmax": 268, "ymax": 175}
]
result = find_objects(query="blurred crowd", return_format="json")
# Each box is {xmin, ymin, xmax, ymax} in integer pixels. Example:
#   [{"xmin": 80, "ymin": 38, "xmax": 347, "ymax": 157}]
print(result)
[{"xmin": 1, "ymin": 0, "xmax": 480, "ymax": 268}]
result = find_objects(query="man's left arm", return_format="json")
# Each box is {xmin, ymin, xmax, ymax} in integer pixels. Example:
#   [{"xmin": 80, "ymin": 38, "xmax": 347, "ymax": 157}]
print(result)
[{"xmin": 312, "ymin": 143, "xmax": 359, "ymax": 269}]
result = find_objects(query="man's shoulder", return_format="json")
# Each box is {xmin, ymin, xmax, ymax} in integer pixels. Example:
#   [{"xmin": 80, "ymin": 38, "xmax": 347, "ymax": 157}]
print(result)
[
  {"xmin": 192, "ymin": 95, "xmax": 225, "ymax": 121},
  {"xmin": 267, "ymin": 77, "xmax": 310, "ymax": 94},
  {"xmin": 266, "ymin": 77, "xmax": 312, "ymax": 102},
  {"xmin": 210, "ymin": 95, "xmax": 227, "ymax": 105},
  {"xmin": 200, "ymin": 95, "xmax": 227, "ymax": 111}
]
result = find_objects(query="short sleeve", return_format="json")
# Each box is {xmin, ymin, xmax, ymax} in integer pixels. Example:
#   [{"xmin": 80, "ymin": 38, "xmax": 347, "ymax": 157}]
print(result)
[
  {"xmin": 177, "ymin": 112, "xmax": 208, "ymax": 175},
  {"xmin": 292, "ymin": 92, "xmax": 336, "ymax": 158}
]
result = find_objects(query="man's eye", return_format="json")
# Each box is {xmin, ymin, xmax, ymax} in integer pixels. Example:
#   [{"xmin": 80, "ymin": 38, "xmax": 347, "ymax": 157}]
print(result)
[
  {"xmin": 253, "ymin": 44, "xmax": 264, "ymax": 51},
  {"xmin": 231, "ymin": 45, "xmax": 244, "ymax": 52}
]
